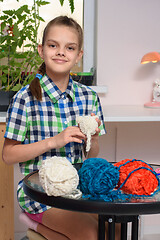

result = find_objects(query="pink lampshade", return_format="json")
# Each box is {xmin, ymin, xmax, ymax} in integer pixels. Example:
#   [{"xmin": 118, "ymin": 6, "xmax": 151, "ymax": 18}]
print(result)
[{"xmin": 141, "ymin": 52, "xmax": 160, "ymax": 64}]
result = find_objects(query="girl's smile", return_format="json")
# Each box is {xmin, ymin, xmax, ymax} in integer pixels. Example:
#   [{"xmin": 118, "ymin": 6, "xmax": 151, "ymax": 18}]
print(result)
[{"xmin": 52, "ymin": 58, "xmax": 68, "ymax": 64}]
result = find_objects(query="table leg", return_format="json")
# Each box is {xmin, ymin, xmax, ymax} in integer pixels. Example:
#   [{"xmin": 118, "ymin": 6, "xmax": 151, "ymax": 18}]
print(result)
[
  {"xmin": 108, "ymin": 217, "xmax": 115, "ymax": 240},
  {"xmin": 131, "ymin": 216, "xmax": 139, "ymax": 240},
  {"xmin": 121, "ymin": 222, "xmax": 127, "ymax": 240},
  {"xmin": 98, "ymin": 215, "xmax": 138, "ymax": 240},
  {"xmin": 98, "ymin": 215, "xmax": 105, "ymax": 240}
]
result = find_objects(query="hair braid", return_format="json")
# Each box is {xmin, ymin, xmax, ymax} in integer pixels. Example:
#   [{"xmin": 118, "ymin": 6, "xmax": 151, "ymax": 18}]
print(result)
[{"xmin": 29, "ymin": 62, "xmax": 46, "ymax": 101}]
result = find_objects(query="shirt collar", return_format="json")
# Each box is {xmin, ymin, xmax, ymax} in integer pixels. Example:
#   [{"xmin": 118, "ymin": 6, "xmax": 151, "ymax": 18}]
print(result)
[
  {"xmin": 40, "ymin": 74, "xmax": 75, "ymax": 103},
  {"xmin": 66, "ymin": 77, "xmax": 75, "ymax": 102}
]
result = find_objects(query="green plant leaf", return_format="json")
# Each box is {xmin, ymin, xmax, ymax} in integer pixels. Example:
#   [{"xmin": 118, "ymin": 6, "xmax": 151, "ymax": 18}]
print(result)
[
  {"xmin": 2, "ymin": 69, "xmax": 9, "ymax": 74},
  {"xmin": 59, "ymin": 0, "xmax": 64, "ymax": 6},
  {"xmin": 12, "ymin": 83, "xmax": 22, "ymax": 91},
  {"xmin": 36, "ymin": 0, "xmax": 50, "ymax": 6},
  {"xmin": 16, "ymin": 5, "xmax": 30, "ymax": 15},
  {"xmin": 12, "ymin": 23, "xmax": 20, "ymax": 38},
  {"xmin": 0, "ymin": 53, "xmax": 6, "ymax": 59},
  {"xmin": 68, "ymin": 0, "xmax": 75, "ymax": 13},
  {"xmin": 1, "ymin": 76, "xmax": 8, "ymax": 85},
  {"xmin": 0, "ymin": 21, "xmax": 6, "ymax": 32},
  {"xmin": 3, "ymin": 10, "xmax": 14, "ymax": 16},
  {"xmin": 0, "ymin": 15, "xmax": 8, "ymax": 20},
  {"xmin": 36, "ymin": 15, "xmax": 45, "ymax": 22},
  {"xmin": 24, "ymin": 44, "xmax": 32, "ymax": 48},
  {"xmin": 22, "ymin": 5, "xmax": 30, "ymax": 14},
  {"xmin": 58, "ymin": 0, "xmax": 74, "ymax": 13},
  {"xmin": 17, "ymin": 38, "xmax": 24, "ymax": 48},
  {"xmin": 14, "ymin": 62, "xmax": 23, "ymax": 68},
  {"xmin": 8, "ymin": 18, "xmax": 13, "ymax": 26},
  {"xmin": 17, "ymin": 15, "xmax": 25, "ymax": 23}
]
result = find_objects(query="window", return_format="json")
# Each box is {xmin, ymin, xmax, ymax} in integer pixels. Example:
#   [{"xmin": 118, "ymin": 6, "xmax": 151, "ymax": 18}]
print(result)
[{"xmin": 1, "ymin": 0, "xmax": 96, "ymax": 81}]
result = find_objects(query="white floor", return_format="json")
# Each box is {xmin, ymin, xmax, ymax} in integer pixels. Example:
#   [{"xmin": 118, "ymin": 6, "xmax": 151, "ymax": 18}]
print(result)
[{"xmin": 15, "ymin": 232, "xmax": 27, "ymax": 240}]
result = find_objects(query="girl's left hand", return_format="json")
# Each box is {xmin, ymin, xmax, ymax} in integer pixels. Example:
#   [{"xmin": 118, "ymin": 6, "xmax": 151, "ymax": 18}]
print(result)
[
  {"xmin": 84, "ymin": 113, "xmax": 101, "ymax": 158},
  {"xmin": 91, "ymin": 113, "xmax": 101, "ymax": 140}
]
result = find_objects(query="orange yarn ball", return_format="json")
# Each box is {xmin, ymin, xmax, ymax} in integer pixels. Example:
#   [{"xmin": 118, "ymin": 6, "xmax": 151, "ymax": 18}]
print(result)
[{"xmin": 114, "ymin": 159, "xmax": 158, "ymax": 195}]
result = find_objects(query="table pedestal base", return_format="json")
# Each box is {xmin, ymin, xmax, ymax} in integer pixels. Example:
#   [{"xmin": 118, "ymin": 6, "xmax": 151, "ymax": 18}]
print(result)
[{"xmin": 98, "ymin": 215, "xmax": 139, "ymax": 240}]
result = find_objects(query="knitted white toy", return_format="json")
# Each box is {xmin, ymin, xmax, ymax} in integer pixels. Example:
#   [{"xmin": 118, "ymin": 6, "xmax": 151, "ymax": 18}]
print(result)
[
  {"xmin": 153, "ymin": 78, "xmax": 160, "ymax": 102},
  {"xmin": 77, "ymin": 115, "xmax": 98, "ymax": 152},
  {"xmin": 39, "ymin": 156, "xmax": 81, "ymax": 198}
]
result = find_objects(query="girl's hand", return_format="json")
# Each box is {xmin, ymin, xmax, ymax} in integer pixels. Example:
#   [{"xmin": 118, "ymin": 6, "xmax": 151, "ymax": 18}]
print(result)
[
  {"xmin": 83, "ymin": 113, "xmax": 101, "ymax": 158},
  {"xmin": 90, "ymin": 113, "xmax": 101, "ymax": 141},
  {"xmin": 52, "ymin": 126, "xmax": 86, "ymax": 149},
  {"xmin": 2, "ymin": 126, "xmax": 86, "ymax": 165}
]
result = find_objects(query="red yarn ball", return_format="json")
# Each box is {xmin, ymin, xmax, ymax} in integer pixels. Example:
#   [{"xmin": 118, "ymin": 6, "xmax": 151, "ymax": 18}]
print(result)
[{"xmin": 114, "ymin": 159, "xmax": 158, "ymax": 195}]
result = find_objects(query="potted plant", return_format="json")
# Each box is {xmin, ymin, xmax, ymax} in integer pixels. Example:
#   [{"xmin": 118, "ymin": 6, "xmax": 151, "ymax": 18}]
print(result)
[{"xmin": 0, "ymin": 0, "xmax": 50, "ymax": 110}]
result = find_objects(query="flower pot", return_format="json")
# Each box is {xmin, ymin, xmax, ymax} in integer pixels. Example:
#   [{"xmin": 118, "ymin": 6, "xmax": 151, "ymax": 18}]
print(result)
[
  {"xmin": 0, "ymin": 91, "xmax": 16, "ymax": 112},
  {"xmin": 72, "ymin": 72, "xmax": 94, "ymax": 86}
]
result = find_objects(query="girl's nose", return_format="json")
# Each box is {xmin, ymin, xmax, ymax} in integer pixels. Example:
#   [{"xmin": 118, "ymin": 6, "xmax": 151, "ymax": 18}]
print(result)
[
  {"xmin": 57, "ymin": 52, "xmax": 65, "ymax": 57},
  {"xmin": 56, "ymin": 47, "xmax": 65, "ymax": 57}
]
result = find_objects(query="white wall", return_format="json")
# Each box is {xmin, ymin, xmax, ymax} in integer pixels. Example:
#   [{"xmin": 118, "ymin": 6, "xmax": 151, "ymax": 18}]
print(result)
[{"xmin": 97, "ymin": 0, "xmax": 160, "ymax": 106}]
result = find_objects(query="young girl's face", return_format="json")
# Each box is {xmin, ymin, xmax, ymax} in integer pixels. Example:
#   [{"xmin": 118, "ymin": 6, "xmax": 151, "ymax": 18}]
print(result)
[{"xmin": 38, "ymin": 25, "xmax": 83, "ymax": 78}]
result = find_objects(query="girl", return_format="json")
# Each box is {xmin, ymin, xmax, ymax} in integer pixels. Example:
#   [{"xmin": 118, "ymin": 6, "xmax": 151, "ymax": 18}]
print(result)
[{"xmin": 2, "ymin": 16, "xmax": 118, "ymax": 240}]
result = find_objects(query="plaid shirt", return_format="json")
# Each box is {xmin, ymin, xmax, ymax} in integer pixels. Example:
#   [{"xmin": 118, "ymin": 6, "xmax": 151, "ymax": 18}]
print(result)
[{"xmin": 4, "ymin": 75, "xmax": 106, "ymax": 214}]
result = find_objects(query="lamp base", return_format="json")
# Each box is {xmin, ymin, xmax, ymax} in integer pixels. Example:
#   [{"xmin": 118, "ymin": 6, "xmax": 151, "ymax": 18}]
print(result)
[{"xmin": 144, "ymin": 101, "xmax": 160, "ymax": 108}]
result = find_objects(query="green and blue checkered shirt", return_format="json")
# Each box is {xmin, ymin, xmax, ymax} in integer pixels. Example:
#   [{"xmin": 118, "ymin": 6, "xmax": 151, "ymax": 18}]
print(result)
[{"xmin": 4, "ymin": 74, "xmax": 106, "ymax": 213}]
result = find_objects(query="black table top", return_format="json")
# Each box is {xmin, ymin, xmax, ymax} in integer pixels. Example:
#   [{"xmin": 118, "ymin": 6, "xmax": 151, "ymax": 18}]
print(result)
[{"xmin": 23, "ymin": 164, "xmax": 160, "ymax": 216}]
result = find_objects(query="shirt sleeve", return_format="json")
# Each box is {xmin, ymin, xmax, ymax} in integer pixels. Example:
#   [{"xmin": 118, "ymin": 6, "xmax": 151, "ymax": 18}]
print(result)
[
  {"xmin": 4, "ymin": 91, "xmax": 28, "ymax": 142},
  {"xmin": 92, "ymin": 93, "xmax": 106, "ymax": 136}
]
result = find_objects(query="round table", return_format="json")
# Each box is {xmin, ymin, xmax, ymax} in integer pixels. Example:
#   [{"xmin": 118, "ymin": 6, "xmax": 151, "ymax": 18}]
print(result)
[{"xmin": 23, "ymin": 164, "xmax": 160, "ymax": 240}]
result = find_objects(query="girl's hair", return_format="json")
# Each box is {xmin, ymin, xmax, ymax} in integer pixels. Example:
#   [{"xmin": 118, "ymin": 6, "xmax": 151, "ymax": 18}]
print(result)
[{"xmin": 29, "ymin": 16, "xmax": 83, "ymax": 101}]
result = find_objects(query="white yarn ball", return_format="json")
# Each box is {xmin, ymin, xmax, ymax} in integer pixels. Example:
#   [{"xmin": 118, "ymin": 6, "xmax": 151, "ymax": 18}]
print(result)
[{"xmin": 39, "ymin": 156, "xmax": 79, "ymax": 197}]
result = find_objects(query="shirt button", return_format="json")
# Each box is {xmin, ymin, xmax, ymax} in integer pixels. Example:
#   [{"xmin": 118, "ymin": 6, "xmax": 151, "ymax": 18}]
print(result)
[
  {"xmin": 64, "ymin": 121, "xmax": 67, "ymax": 125},
  {"xmin": 68, "ymin": 153, "xmax": 71, "ymax": 158}
]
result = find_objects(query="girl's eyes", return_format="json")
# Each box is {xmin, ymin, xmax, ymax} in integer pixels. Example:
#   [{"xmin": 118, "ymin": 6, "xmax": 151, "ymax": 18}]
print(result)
[
  {"xmin": 67, "ymin": 46, "xmax": 75, "ymax": 51},
  {"xmin": 49, "ymin": 44, "xmax": 56, "ymax": 48},
  {"xmin": 48, "ymin": 44, "xmax": 76, "ymax": 51}
]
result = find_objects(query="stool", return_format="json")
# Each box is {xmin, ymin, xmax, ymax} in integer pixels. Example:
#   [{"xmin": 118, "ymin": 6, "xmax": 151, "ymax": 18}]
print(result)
[{"xmin": 27, "ymin": 229, "xmax": 47, "ymax": 240}]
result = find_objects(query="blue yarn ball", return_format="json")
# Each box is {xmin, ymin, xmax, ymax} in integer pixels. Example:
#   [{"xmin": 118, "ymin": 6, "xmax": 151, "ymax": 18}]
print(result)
[{"xmin": 78, "ymin": 158, "xmax": 119, "ymax": 195}]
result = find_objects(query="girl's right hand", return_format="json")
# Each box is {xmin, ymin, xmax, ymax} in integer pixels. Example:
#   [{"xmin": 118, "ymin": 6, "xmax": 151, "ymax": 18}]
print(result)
[
  {"xmin": 51, "ymin": 126, "xmax": 86, "ymax": 149},
  {"xmin": 2, "ymin": 126, "xmax": 86, "ymax": 165}
]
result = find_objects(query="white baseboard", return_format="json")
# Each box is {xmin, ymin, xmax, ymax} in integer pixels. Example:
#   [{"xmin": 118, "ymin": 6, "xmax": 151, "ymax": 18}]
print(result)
[{"xmin": 143, "ymin": 234, "xmax": 160, "ymax": 240}]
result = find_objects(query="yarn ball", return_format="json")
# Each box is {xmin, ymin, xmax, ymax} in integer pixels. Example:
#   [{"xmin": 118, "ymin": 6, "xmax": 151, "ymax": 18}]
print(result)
[
  {"xmin": 114, "ymin": 159, "xmax": 159, "ymax": 195},
  {"xmin": 78, "ymin": 158, "xmax": 119, "ymax": 195},
  {"xmin": 77, "ymin": 115, "xmax": 98, "ymax": 152},
  {"xmin": 39, "ymin": 156, "xmax": 79, "ymax": 196}
]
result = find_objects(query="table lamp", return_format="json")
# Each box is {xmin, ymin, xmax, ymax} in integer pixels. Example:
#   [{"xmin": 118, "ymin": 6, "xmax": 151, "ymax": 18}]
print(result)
[{"xmin": 141, "ymin": 52, "xmax": 160, "ymax": 108}]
